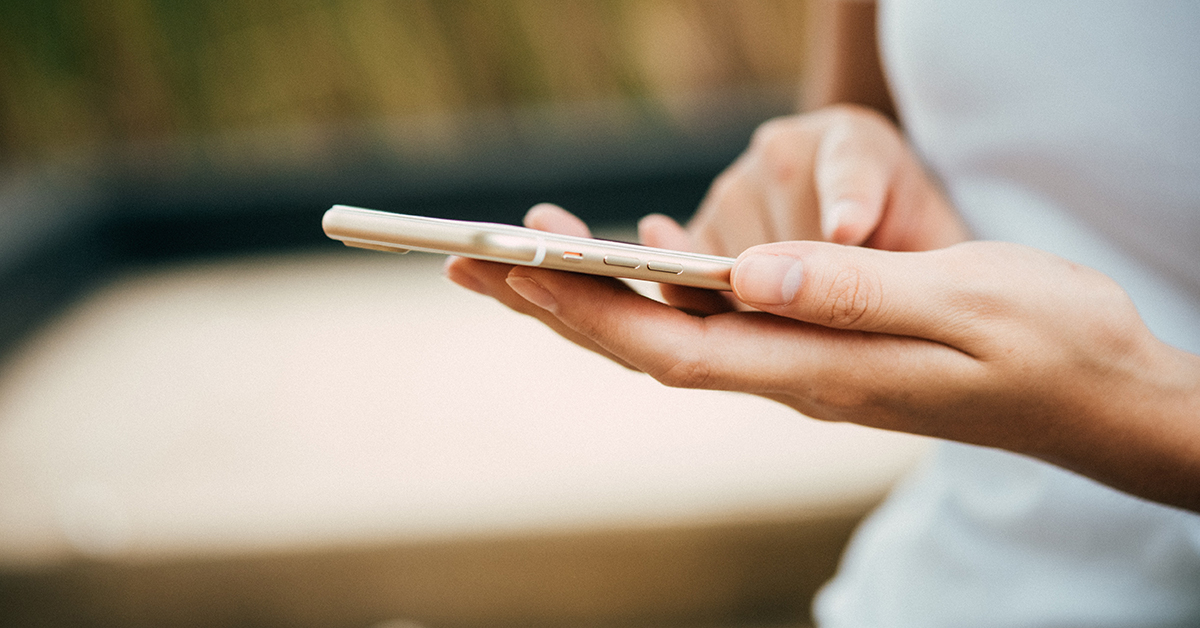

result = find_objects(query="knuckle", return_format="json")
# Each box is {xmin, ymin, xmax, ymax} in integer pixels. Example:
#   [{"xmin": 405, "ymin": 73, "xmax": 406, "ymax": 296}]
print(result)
[
  {"xmin": 821, "ymin": 105, "xmax": 859, "ymax": 130},
  {"xmin": 816, "ymin": 105, "xmax": 903, "ymax": 159},
  {"xmin": 802, "ymin": 355, "xmax": 939, "ymax": 428},
  {"xmin": 940, "ymin": 244, "xmax": 1017, "ymax": 320},
  {"xmin": 805, "ymin": 370, "xmax": 888, "ymax": 418},
  {"xmin": 816, "ymin": 266, "xmax": 878, "ymax": 328},
  {"xmin": 1076, "ymin": 267, "xmax": 1146, "ymax": 352},
  {"xmin": 652, "ymin": 354, "xmax": 715, "ymax": 390},
  {"xmin": 823, "ymin": 102, "xmax": 893, "ymax": 130},
  {"xmin": 814, "ymin": 387, "xmax": 875, "ymax": 417},
  {"xmin": 750, "ymin": 117, "xmax": 808, "ymax": 183},
  {"xmin": 749, "ymin": 116, "xmax": 793, "ymax": 149}
]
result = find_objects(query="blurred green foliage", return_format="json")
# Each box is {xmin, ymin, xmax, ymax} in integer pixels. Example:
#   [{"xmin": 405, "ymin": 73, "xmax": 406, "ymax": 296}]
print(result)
[{"xmin": 0, "ymin": 0, "xmax": 807, "ymax": 166}]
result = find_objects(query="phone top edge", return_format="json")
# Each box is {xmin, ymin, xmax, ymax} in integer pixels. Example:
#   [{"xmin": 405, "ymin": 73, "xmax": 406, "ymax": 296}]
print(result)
[
  {"xmin": 325, "ymin": 209, "xmax": 544, "ymax": 265},
  {"xmin": 324, "ymin": 205, "xmax": 735, "ymax": 265},
  {"xmin": 323, "ymin": 205, "xmax": 734, "ymax": 290}
]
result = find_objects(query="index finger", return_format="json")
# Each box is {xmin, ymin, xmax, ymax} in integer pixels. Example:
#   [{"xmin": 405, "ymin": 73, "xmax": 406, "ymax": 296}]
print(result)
[{"xmin": 505, "ymin": 264, "xmax": 975, "ymax": 401}]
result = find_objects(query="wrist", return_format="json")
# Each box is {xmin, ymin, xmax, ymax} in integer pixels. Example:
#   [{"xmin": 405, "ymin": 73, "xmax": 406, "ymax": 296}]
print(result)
[{"xmin": 1049, "ymin": 338, "xmax": 1200, "ymax": 511}]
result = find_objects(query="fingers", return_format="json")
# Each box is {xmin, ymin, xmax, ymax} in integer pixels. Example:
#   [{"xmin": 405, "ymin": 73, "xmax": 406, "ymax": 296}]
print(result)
[
  {"xmin": 810, "ymin": 108, "xmax": 970, "ymax": 251},
  {"xmin": 637, "ymin": 213, "xmax": 691, "ymax": 251},
  {"xmin": 524, "ymin": 202, "xmax": 592, "ymax": 237},
  {"xmin": 687, "ymin": 106, "xmax": 966, "ymax": 257},
  {"xmin": 638, "ymin": 213, "xmax": 738, "ymax": 315},
  {"xmin": 444, "ymin": 256, "xmax": 636, "ymax": 369},
  {"xmin": 689, "ymin": 163, "xmax": 777, "ymax": 257},
  {"xmin": 503, "ymin": 264, "xmax": 972, "ymax": 407},
  {"xmin": 687, "ymin": 109, "xmax": 898, "ymax": 254},
  {"xmin": 504, "ymin": 264, "xmax": 762, "ymax": 391},
  {"xmin": 730, "ymin": 240, "xmax": 978, "ymax": 351},
  {"xmin": 812, "ymin": 110, "xmax": 900, "ymax": 245}
]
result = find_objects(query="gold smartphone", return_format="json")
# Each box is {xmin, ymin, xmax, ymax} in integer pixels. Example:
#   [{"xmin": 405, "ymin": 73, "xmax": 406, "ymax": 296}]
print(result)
[{"xmin": 322, "ymin": 205, "xmax": 734, "ymax": 290}]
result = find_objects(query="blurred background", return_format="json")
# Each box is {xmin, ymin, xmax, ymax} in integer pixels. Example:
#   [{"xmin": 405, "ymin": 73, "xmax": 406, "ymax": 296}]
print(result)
[
  {"xmin": 0, "ymin": 2, "xmax": 929, "ymax": 627},
  {"xmin": 0, "ymin": 0, "xmax": 816, "ymax": 354}
]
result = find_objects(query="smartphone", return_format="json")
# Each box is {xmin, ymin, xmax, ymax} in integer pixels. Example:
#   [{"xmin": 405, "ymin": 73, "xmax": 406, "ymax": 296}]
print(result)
[{"xmin": 322, "ymin": 205, "xmax": 734, "ymax": 290}]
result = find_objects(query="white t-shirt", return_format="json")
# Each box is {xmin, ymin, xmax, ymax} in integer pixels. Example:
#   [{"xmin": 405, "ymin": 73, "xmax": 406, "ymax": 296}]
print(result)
[{"xmin": 814, "ymin": 1, "xmax": 1200, "ymax": 625}]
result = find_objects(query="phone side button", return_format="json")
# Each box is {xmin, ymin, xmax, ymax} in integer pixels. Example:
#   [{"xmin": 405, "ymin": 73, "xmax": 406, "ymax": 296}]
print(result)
[
  {"xmin": 647, "ymin": 261, "xmax": 684, "ymax": 274},
  {"xmin": 343, "ymin": 241, "xmax": 412, "ymax": 254},
  {"xmin": 563, "ymin": 251, "xmax": 585, "ymax": 262},
  {"xmin": 603, "ymin": 255, "xmax": 641, "ymax": 269}
]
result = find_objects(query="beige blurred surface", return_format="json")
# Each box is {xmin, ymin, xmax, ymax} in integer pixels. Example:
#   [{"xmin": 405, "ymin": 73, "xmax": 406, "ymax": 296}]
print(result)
[{"xmin": 0, "ymin": 248, "xmax": 928, "ymax": 627}]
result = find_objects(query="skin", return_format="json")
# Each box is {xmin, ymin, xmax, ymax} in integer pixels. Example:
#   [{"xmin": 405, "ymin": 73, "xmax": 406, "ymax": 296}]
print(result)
[{"xmin": 444, "ymin": 1, "xmax": 1200, "ymax": 512}]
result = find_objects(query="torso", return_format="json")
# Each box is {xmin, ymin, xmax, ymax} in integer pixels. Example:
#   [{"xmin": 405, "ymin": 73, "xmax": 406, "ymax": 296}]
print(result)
[{"xmin": 814, "ymin": 2, "xmax": 1200, "ymax": 625}]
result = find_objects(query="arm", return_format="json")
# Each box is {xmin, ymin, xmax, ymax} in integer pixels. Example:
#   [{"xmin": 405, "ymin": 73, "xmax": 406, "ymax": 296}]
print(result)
[
  {"xmin": 804, "ymin": 0, "xmax": 896, "ymax": 118},
  {"xmin": 447, "ymin": 111, "xmax": 1200, "ymax": 512},
  {"xmin": 444, "ymin": 3, "xmax": 1200, "ymax": 512},
  {"xmin": 495, "ymin": 233, "xmax": 1200, "ymax": 512}
]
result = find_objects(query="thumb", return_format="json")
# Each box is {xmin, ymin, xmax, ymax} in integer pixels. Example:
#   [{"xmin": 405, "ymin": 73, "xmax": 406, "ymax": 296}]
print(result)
[{"xmin": 731, "ymin": 241, "xmax": 961, "ymax": 345}]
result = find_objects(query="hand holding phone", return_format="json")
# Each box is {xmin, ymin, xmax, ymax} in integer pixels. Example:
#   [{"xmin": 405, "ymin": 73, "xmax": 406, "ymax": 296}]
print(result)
[{"xmin": 322, "ymin": 205, "xmax": 734, "ymax": 290}]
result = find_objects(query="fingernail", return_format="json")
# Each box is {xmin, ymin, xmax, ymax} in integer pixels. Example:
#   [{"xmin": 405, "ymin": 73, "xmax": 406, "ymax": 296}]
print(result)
[
  {"xmin": 507, "ymin": 274, "xmax": 558, "ymax": 311},
  {"xmin": 734, "ymin": 254, "xmax": 803, "ymax": 305},
  {"xmin": 822, "ymin": 199, "xmax": 860, "ymax": 240}
]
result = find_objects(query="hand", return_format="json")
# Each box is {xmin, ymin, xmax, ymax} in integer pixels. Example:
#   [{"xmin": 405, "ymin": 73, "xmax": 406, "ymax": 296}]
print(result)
[
  {"xmin": 443, "ymin": 204, "xmax": 638, "ymax": 369},
  {"xmin": 493, "ymin": 238, "xmax": 1200, "ymax": 511},
  {"xmin": 637, "ymin": 104, "xmax": 970, "ymax": 315},
  {"xmin": 650, "ymin": 104, "xmax": 969, "ymax": 258},
  {"xmin": 444, "ymin": 107, "xmax": 1200, "ymax": 511}
]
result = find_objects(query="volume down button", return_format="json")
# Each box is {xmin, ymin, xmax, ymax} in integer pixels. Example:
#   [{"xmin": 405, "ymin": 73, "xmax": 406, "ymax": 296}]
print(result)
[
  {"xmin": 603, "ymin": 255, "xmax": 641, "ymax": 269},
  {"xmin": 647, "ymin": 261, "xmax": 683, "ymax": 274}
]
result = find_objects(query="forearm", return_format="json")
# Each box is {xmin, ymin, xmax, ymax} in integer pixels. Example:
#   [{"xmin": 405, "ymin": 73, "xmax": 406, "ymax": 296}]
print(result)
[
  {"xmin": 1038, "ymin": 341, "xmax": 1200, "ymax": 512},
  {"xmin": 803, "ymin": 0, "xmax": 896, "ymax": 120}
]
